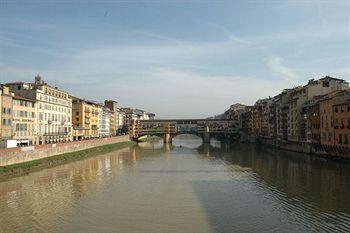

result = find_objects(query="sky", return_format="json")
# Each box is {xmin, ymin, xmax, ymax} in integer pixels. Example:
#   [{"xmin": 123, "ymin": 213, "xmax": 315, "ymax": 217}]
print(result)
[{"xmin": 0, "ymin": 1, "xmax": 349, "ymax": 118}]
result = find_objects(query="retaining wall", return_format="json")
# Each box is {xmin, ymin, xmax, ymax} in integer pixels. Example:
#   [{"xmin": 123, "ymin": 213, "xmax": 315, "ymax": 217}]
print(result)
[{"xmin": 0, "ymin": 135, "xmax": 130, "ymax": 167}]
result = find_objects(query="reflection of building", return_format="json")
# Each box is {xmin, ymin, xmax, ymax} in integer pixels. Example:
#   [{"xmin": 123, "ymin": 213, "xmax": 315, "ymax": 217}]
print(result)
[
  {"xmin": 7, "ymin": 75, "xmax": 72, "ymax": 144},
  {"xmin": 0, "ymin": 85, "xmax": 13, "ymax": 140},
  {"xmin": 71, "ymin": 97, "xmax": 100, "ymax": 140},
  {"xmin": 12, "ymin": 96, "xmax": 36, "ymax": 145}
]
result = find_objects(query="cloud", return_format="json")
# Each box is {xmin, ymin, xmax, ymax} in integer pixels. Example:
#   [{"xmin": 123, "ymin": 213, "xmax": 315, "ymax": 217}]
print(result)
[
  {"xmin": 266, "ymin": 56, "xmax": 298, "ymax": 82},
  {"xmin": 1, "ymin": 4, "xmax": 348, "ymax": 118},
  {"xmin": 334, "ymin": 67, "xmax": 350, "ymax": 78}
]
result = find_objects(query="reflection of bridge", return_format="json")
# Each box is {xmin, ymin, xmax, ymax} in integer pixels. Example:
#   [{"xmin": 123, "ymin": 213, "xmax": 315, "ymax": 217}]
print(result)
[{"xmin": 129, "ymin": 119, "xmax": 239, "ymax": 143}]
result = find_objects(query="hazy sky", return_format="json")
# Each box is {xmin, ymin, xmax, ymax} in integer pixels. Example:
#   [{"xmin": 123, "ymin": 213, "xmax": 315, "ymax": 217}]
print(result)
[{"xmin": 0, "ymin": 1, "xmax": 349, "ymax": 118}]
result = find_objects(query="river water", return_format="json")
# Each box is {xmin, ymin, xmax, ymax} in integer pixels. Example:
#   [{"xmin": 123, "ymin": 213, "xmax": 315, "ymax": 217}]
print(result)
[{"xmin": 1, "ymin": 135, "xmax": 350, "ymax": 233}]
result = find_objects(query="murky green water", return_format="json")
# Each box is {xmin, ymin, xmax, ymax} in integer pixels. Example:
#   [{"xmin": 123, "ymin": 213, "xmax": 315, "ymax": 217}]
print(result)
[{"xmin": 1, "ymin": 135, "xmax": 350, "ymax": 233}]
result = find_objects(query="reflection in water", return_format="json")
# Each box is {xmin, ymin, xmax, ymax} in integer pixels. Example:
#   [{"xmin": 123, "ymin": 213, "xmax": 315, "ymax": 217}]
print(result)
[
  {"xmin": 0, "ymin": 136, "xmax": 350, "ymax": 233},
  {"xmin": 173, "ymin": 134, "xmax": 203, "ymax": 148}
]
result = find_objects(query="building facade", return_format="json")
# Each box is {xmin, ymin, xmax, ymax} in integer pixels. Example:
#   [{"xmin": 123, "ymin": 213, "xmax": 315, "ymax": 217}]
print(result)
[
  {"xmin": 275, "ymin": 89, "xmax": 292, "ymax": 142},
  {"xmin": 7, "ymin": 75, "xmax": 72, "ymax": 144},
  {"xmin": 307, "ymin": 99, "xmax": 321, "ymax": 145},
  {"xmin": 98, "ymin": 106, "xmax": 111, "ymax": 137},
  {"xmin": 0, "ymin": 85, "xmax": 13, "ymax": 140},
  {"xmin": 284, "ymin": 77, "xmax": 349, "ymax": 144},
  {"xmin": 12, "ymin": 96, "xmax": 36, "ymax": 146},
  {"xmin": 104, "ymin": 100, "xmax": 118, "ymax": 136},
  {"xmin": 72, "ymin": 97, "xmax": 100, "ymax": 140},
  {"xmin": 121, "ymin": 107, "xmax": 155, "ymax": 133},
  {"xmin": 332, "ymin": 91, "xmax": 350, "ymax": 149}
]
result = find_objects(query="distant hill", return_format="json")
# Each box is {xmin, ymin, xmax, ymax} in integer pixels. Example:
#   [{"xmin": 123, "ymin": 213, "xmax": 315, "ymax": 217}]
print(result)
[{"xmin": 208, "ymin": 103, "xmax": 247, "ymax": 119}]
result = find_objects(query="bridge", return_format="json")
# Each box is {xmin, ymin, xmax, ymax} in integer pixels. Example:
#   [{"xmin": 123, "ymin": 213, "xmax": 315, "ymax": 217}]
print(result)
[{"xmin": 129, "ymin": 119, "xmax": 239, "ymax": 143}]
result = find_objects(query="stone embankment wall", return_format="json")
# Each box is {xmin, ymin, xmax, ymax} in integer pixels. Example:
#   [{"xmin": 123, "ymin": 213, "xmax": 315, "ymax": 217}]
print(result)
[
  {"xmin": 0, "ymin": 135, "xmax": 129, "ymax": 167},
  {"xmin": 252, "ymin": 136, "xmax": 349, "ymax": 159}
]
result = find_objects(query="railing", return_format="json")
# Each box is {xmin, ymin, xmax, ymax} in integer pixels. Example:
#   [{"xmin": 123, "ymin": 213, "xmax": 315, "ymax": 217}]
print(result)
[{"xmin": 43, "ymin": 132, "xmax": 69, "ymax": 136}]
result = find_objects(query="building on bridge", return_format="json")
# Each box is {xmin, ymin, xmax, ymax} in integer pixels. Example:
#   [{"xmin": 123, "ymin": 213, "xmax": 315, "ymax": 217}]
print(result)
[
  {"xmin": 121, "ymin": 107, "xmax": 155, "ymax": 132},
  {"xmin": 129, "ymin": 119, "xmax": 239, "ymax": 143}
]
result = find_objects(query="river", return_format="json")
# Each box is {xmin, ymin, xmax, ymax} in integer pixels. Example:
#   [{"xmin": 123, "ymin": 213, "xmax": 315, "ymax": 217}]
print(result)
[{"xmin": 1, "ymin": 135, "xmax": 350, "ymax": 233}]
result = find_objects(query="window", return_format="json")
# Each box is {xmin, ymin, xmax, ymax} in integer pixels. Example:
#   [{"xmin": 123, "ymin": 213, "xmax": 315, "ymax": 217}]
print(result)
[
  {"xmin": 335, "ymin": 106, "xmax": 338, "ymax": 112},
  {"xmin": 345, "ymin": 134, "xmax": 349, "ymax": 144},
  {"xmin": 339, "ymin": 134, "xmax": 343, "ymax": 144},
  {"xmin": 335, "ymin": 118, "xmax": 339, "ymax": 127},
  {"xmin": 322, "ymin": 132, "xmax": 326, "ymax": 141},
  {"xmin": 328, "ymin": 133, "xmax": 332, "ymax": 142}
]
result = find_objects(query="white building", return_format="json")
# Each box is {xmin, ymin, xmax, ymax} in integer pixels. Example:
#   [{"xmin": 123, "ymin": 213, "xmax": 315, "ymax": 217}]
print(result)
[
  {"xmin": 116, "ymin": 108, "xmax": 126, "ymax": 134},
  {"xmin": 98, "ymin": 106, "xmax": 111, "ymax": 137},
  {"xmin": 7, "ymin": 75, "xmax": 72, "ymax": 144}
]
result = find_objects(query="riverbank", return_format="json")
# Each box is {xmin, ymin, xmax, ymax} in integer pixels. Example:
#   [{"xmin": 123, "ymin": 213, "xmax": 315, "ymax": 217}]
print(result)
[
  {"xmin": 0, "ymin": 141, "xmax": 136, "ymax": 180},
  {"xmin": 245, "ymin": 137, "xmax": 350, "ymax": 162},
  {"xmin": 0, "ymin": 135, "xmax": 130, "ymax": 167}
]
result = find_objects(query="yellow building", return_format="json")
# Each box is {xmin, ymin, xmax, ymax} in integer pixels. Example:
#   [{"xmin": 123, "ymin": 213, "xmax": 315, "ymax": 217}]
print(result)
[
  {"xmin": 12, "ymin": 96, "xmax": 36, "ymax": 146},
  {"xmin": 0, "ymin": 85, "xmax": 13, "ymax": 140},
  {"xmin": 72, "ymin": 97, "xmax": 100, "ymax": 140}
]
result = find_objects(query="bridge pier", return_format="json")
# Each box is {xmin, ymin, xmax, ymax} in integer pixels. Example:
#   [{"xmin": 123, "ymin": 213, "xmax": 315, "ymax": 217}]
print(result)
[
  {"xmin": 164, "ymin": 133, "xmax": 172, "ymax": 144},
  {"xmin": 202, "ymin": 126, "xmax": 210, "ymax": 144},
  {"xmin": 202, "ymin": 133, "xmax": 210, "ymax": 144}
]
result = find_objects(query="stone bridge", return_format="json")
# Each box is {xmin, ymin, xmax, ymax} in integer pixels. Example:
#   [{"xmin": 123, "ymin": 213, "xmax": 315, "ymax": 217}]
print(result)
[{"xmin": 129, "ymin": 119, "xmax": 239, "ymax": 143}]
